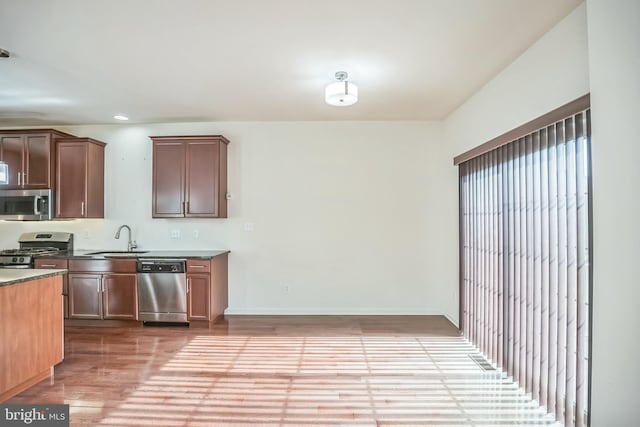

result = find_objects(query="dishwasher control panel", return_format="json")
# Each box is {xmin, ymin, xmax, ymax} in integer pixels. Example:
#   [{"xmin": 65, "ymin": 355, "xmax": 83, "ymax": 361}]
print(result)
[{"xmin": 136, "ymin": 259, "xmax": 186, "ymax": 273}]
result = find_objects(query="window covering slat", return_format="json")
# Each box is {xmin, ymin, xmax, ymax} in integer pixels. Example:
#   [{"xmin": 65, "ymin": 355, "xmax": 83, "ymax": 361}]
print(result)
[{"xmin": 459, "ymin": 109, "xmax": 591, "ymax": 427}]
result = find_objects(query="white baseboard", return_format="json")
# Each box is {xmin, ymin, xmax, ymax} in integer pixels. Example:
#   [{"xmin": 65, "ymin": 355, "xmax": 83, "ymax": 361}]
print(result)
[
  {"xmin": 444, "ymin": 313, "xmax": 459, "ymax": 328},
  {"xmin": 224, "ymin": 307, "xmax": 449, "ymax": 316}
]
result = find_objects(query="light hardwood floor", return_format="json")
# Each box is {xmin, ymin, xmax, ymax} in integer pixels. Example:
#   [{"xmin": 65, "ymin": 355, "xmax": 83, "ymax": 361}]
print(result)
[{"xmin": 8, "ymin": 316, "xmax": 560, "ymax": 426}]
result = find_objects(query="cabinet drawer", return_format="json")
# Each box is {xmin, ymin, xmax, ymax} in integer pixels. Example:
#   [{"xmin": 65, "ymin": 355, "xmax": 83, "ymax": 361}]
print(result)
[
  {"xmin": 34, "ymin": 258, "xmax": 68, "ymax": 269},
  {"xmin": 187, "ymin": 259, "xmax": 210, "ymax": 273},
  {"xmin": 69, "ymin": 258, "xmax": 136, "ymax": 273}
]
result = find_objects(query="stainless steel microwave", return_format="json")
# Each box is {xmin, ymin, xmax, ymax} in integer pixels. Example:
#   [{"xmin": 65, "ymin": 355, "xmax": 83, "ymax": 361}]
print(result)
[{"xmin": 0, "ymin": 189, "xmax": 54, "ymax": 220}]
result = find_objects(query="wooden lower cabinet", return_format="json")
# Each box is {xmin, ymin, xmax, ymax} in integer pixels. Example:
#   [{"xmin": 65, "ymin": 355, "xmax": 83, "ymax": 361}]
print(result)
[
  {"xmin": 186, "ymin": 255, "xmax": 228, "ymax": 322},
  {"xmin": 41, "ymin": 255, "xmax": 227, "ymax": 324},
  {"xmin": 187, "ymin": 274, "xmax": 210, "ymax": 320},
  {"xmin": 103, "ymin": 274, "xmax": 138, "ymax": 320},
  {"xmin": 68, "ymin": 274, "xmax": 102, "ymax": 319},
  {"xmin": 68, "ymin": 273, "xmax": 137, "ymax": 320}
]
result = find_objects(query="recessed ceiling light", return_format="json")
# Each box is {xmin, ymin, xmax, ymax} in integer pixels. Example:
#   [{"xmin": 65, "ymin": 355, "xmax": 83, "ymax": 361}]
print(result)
[{"xmin": 113, "ymin": 115, "xmax": 129, "ymax": 121}]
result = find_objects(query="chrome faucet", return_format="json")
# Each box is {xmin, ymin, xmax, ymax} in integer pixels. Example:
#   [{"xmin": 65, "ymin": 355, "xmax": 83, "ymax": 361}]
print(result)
[{"xmin": 114, "ymin": 225, "xmax": 137, "ymax": 251}]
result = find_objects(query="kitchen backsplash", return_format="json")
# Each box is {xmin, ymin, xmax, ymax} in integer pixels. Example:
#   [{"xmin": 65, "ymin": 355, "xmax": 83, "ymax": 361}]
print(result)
[{"xmin": 0, "ymin": 218, "xmax": 234, "ymax": 251}]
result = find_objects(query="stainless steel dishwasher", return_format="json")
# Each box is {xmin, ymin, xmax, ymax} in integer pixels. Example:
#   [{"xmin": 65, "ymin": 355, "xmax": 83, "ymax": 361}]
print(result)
[{"xmin": 137, "ymin": 259, "xmax": 187, "ymax": 323}]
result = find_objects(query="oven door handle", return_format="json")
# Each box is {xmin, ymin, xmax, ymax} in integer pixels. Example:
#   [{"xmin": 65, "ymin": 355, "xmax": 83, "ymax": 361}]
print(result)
[{"xmin": 33, "ymin": 196, "xmax": 42, "ymax": 215}]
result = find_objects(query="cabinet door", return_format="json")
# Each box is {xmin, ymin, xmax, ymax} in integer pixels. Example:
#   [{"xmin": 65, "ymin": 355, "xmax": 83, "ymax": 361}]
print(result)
[
  {"xmin": 24, "ymin": 133, "xmax": 51, "ymax": 188},
  {"xmin": 56, "ymin": 142, "xmax": 87, "ymax": 218},
  {"xmin": 68, "ymin": 274, "xmax": 102, "ymax": 319},
  {"xmin": 0, "ymin": 135, "xmax": 24, "ymax": 188},
  {"xmin": 103, "ymin": 273, "xmax": 138, "ymax": 320},
  {"xmin": 186, "ymin": 140, "xmax": 219, "ymax": 217},
  {"xmin": 34, "ymin": 258, "xmax": 69, "ymax": 319},
  {"xmin": 187, "ymin": 274, "xmax": 210, "ymax": 320},
  {"xmin": 152, "ymin": 142, "xmax": 185, "ymax": 217}
]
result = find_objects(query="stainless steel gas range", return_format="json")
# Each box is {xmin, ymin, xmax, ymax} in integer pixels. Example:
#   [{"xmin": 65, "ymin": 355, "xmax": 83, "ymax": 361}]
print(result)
[{"xmin": 0, "ymin": 232, "xmax": 74, "ymax": 268}]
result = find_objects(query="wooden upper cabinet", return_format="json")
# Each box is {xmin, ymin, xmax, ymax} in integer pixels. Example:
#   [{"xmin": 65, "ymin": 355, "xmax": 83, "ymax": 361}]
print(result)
[
  {"xmin": 0, "ymin": 129, "xmax": 72, "ymax": 189},
  {"xmin": 152, "ymin": 141, "xmax": 186, "ymax": 217},
  {"xmin": 151, "ymin": 135, "xmax": 229, "ymax": 218},
  {"xmin": 0, "ymin": 135, "xmax": 23, "ymax": 188},
  {"xmin": 25, "ymin": 134, "xmax": 51, "ymax": 187},
  {"xmin": 55, "ymin": 138, "xmax": 106, "ymax": 218}
]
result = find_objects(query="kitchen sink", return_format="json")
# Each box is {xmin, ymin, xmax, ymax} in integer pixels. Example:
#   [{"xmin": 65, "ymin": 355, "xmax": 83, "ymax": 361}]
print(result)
[{"xmin": 86, "ymin": 250, "xmax": 149, "ymax": 255}]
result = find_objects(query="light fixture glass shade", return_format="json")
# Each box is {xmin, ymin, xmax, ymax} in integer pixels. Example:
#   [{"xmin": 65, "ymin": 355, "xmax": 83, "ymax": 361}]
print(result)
[{"xmin": 325, "ymin": 80, "xmax": 358, "ymax": 106}]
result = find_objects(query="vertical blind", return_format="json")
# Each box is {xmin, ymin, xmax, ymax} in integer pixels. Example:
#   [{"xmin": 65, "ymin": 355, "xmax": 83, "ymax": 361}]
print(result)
[{"xmin": 459, "ymin": 109, "xmax": 591, "ymax": 426}]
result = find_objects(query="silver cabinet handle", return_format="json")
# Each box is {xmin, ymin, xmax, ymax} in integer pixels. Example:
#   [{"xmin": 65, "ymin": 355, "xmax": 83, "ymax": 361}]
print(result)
[
  {"xmin": 190, "ymin": 265, "xmax": 205, "ymax": 269},
  {"xmin": 40, "ymin": 264, "xmax": 57, "ymax": 268},
  {"xmin": 17, "ymin": 172, "xmax": 21, "ymax": 186},
  {"xmin": 81, "ymin": 201, "xmax": 85, "ymax": 216}
]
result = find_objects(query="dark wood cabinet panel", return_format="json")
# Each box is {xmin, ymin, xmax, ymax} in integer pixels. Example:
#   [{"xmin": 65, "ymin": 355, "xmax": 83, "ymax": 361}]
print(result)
[
  {"xmin": 186, "ymin": 141, "xmax": 219, "ymax": 216},
  {"xmin": 186, "ymin": 258, "xmax": 211, "ymax": 273},
  {"xmin": 0, "ymin": 130, "xmax": 73, "ymax": 189},
  {"xmin": 103, "ymin": 274, "xmax": 138, "ymax": 320},
  {"xmin": 187, "ymin": 274, "xmax": 210, "ymax": 321},
  {"xmin": 152, "ymin": 142, "xmax": 185, "ymax": 217},
  {"xmin": 68, "ymin": 259, "xmax": 136, "ymax": 274},
  {"xmin": 210, "ymin": 253, "xmax": 229, "ymax": 322},
  {"xmin": 56, "ymin": 142, "xmax": 85, "ymax": 217},
  {"xmin": 68, "ymin": 263, "xmax": 137, "ymax": 321},
  {"xmin": 187, "ymin": 255, "xmax": 228, "ymax": 323},
  {"xmin": 68, "ymin": 274, "xmax": 102, "ymax": 319},
  {"xmin": 24, "ymin": 134, "xmax": 51, "ymax": 188},
  {"xmin": 151, "ymin": 135, "xmax": 229, "ymax": 218},
  {"xmin": 0, "ymin": 135, "xmax": 23, "ymax": 188},
  {"xmin": 55, "ymin": 138, "xmax": 105, "ymax": 218}
]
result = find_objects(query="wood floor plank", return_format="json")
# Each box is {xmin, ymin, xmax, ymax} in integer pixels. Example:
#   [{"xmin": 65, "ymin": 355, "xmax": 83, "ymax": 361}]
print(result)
[{"xmin": 6, "ymin": 315, "xmax": 560, "ymax": 426}]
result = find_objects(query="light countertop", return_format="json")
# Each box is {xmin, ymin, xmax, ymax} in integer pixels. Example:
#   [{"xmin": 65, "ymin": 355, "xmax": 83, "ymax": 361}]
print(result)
[
  {"xmin": 42, "ymin": 250, "xmax": 230, "ymax": 260},
  {"xmin": 0, "ymin": 269, "xmax": 67, "ymax": 287}
]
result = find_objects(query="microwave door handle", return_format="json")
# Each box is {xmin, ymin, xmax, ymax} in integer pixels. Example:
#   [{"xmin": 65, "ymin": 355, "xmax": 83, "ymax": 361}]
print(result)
[{"xmin": 33, "ymin": 196, "xmax": 42, "ymax": 215}]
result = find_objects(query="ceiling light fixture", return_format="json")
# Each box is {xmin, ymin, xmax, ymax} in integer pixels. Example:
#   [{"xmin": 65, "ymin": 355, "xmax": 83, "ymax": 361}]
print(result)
[
  {"xmin": 325, "ymin": 71, "xmax": 358, "ymax": 106},
  {"xmin": 113, "ymin": 115, "xmax": 129, "ymax": 121}
]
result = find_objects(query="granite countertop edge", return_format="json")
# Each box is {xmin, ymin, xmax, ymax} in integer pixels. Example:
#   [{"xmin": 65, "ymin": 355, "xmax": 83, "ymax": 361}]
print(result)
[
  {"xmin": 0, "ymin": 269, "xmax": 67, "ymax": 287},
  {"xmin": 36, "ymin": 250, "xmax": 231, "ymax": 260}
]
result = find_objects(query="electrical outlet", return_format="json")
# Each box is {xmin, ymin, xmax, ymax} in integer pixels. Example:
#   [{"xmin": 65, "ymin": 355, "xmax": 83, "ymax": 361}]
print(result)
[
  {"xmin": 243, "ymin": 222, "xmax": 254, "ymax": 232},
  {"xmin": 284, "ymin": 283, "xmax": 289, "ymax": 294},
  {"xmin": 170, "ymin": 229, "xmax": 181, "ymax": 239},
  {"xmin": 193, "ymin": 230, "xmax": 199, "ymax": 238}
]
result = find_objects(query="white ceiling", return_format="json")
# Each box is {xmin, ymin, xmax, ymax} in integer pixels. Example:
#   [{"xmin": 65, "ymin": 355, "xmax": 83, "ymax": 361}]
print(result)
[{"xmin": 0, "ymin": 0, "xmax": 582, "ymax": 125}]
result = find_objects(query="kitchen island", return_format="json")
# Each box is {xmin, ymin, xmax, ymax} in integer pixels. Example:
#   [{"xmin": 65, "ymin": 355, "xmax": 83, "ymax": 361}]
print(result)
[{"xmin": 0, "ymin": 269, "xmax": 66, "ymax": 402}]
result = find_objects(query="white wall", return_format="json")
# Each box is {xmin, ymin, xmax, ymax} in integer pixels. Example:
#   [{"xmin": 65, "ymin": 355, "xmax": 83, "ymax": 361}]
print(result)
[
  {"xmin": 442, "ymin": 3, "xmax": 590, "ymax": 324},
  {"xmin": 0, "ymin": 121, "xmax": 457, "ymax": 316},
  {"xmin": 444, "ymin": 2, "xmax": 590, "ymax": 155},
  {"xmin": 587, "ymin": 0, "xmax": 640, "ymax": 425}
]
